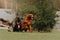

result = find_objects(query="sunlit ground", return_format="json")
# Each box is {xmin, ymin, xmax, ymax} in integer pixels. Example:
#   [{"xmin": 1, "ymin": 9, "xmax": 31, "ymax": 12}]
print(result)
[{"xmin": 0, "ymin": 29, "xmax": 60, "ymax": 40}]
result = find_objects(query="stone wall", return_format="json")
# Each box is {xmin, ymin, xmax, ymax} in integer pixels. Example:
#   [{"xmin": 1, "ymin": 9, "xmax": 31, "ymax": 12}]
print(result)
[{"xmin": 54, "ymin": 11, "xmax": 60, "ymax": 29}]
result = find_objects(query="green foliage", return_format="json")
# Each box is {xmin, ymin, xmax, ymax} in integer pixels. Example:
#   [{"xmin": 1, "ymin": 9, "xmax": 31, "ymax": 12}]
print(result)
[
  {"xmin": 33, "ymin": 0, "xmax": 57, "ymax": 32},
  {"xmin": 15, "ymin": 0, "xmax": 57, "ymax": 32}
]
